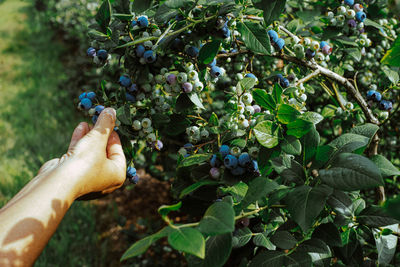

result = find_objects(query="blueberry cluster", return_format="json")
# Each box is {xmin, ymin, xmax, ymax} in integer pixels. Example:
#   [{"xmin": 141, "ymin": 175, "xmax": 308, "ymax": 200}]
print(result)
[
  {"xmin": 185, "ymin": 45, "xmax": 225, "ymax": 80},
  {"xmin": 267, "ymin": 30, "xmax": 285, "ymax": 51},
  {"xmin": 366, "ymin": 90, "xmax": 393, "ymax": 111},
  {"xmin": 78, "ymin": 92, "xmax": 108, "ymax": 124},
  {"xmin": 86, "ymin": 47, "xmax": 110, "ymax": 64},
  {"xmin": 127, "ymin": 166, "xmax": 139, "ymax": 184},
  {"xmin": 131, "ymin": 15, "xmax": 149, "ymax": 29},
  {"xmin": 294, "ymin": 38, "xmax": 332, "ymax": 63},
  {"xmin": 215, "ymin": 16, "xmax": 231, "ymax": 39},
  {"xmin": 209, "ymin": 145, "xmax": 260, "ymax": 179}
]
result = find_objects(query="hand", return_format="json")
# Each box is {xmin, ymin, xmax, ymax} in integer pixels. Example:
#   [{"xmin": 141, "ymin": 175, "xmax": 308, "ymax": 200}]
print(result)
[{"xmin": 38, "ymin": 108, "xmax": 126, "ymax": 199}]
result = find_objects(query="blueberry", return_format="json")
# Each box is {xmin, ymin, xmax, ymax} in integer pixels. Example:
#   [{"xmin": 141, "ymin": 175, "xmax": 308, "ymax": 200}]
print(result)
[
  {"xmin": 153, "ymin": 140, "xmax": 163, "ymax": 151},
  {"xmin": 131, "ymin": 20, "xmax": 138, "ymax": 27},
  {"xmin": 87, "ymin": 47, "xmax": 96, "ymax": 57},
  {"xmin": 379, "ymin": 100, "xmax": 393, "ymax": 111},
  {"xmin": 238, "ymin": 153, "xmax": 251, "ymax": 167},
  {"xmin": 347, "ymin": 19, "xmax": 357, "ymax": 28},
  {"xmin": 224, "ymin": 154, "xmax": 238, "ymax": 169},
  {"xmin": 219, "ymin": 145, "xmax": 230, "ymax": 157},
  {"xmin": 79, "ymin": 92, "xmax": 87, "ymax": 100},
  {"xmin": 210, "ymin": 167, "xmax": 220, "ymax": 179},
  {"xmin": 80, "ymin": 98, "xmax": 92, "ymax": 110},
  {"xmin": 127, "ymin": 166, "xmax": 137, "ymax": 177},
  {"xmin": 344, "ymin": 0, "xmax": 354, "ymax": 5},
  {"xmin": 95, "ymin": 105, "xmax": 105, "ymax": 114},
  {"xmin": 126, "ymin": 93, "xmax": 136, "ymax": 102},
  {"xmin": 367, "ymin": 90, "xmax": 382, "ymax": 102},
  {"xmin": 210, "ymin": 154, "xmax": 221, "ymax": 167},
  {"xmin": 143, "ymin": 50, "xmax": 157, "ymax": 63},
  {"xmin": 320, "ymin": 41, "xmax": 328, "ymax": 49},
  {"xmin": 231, "ymin": 166, "xmax": 245, "ymax": 176},
  {"xmin": 245, "ymin": 73, "xmax": 257, "ymax": 80},
  {"xmin": 119, "ymin": 75, "xmax": 132, "ymax": 87},
  {"xmin": 129, "ymin": 175, "xmax": 140, "ymax": 184},
  {"xmin": 356, "ymin": 11, "xmax": 366, "ymax": 22},
  {"xmin": 92, "ymin": 115, "xmax": 98, "ymax": 124},
  {"xmin": 167, "ymin": 74, "xmax": 177, "ymax": 85},
  {"xmin": 182, "ymin": 82, "xmax": 193, "ymax": 93},
  {"xmin": 137, "ymin": 16, "xmax": 149, "ymax": 28},
  {"xmin": 210, "ymin": 66, "xmax": 222, "ymax": 78},
  {"xmin": 97, "ymin": 49, "xmax": 108, "ymax": 61},
  {"xmin": 136, "ymin": 45, "xmax": 145, "ymax": 57},
  {"xmin": 275, "ymin": 74, "xmax": 284, "ymax": 82},
  {"xmin": 221, "ymin": 26, "xmax": 230, "ymax": 38},
  {"xmin": 207, "ymin": 58, "xmax": 217, "ymax": 67},
  {"xmin": 249, "ymin": 160, "xmax": 259, "ymax": 172},
  {"xmin": 129, "ymin": 83, "xmax": 138, "ymax": 92},
  {"xmin": 305, "ymin": 48, "xmax": 316, "ymax": 60},
  {"xmin": 253, "ymin": 104, "xmax": 261, "ymax": 113},
  {"xmin": 280, "ymin": 78, "xmax": 290, "ymax": 88},
  {"xmin": 186, "ymin": 46, "xmax": 199, "ymax": 57},
  {"xmin": 274, "ymin": 38, "xmax": 285, "ymax": 50},
  {"xmin": 171, "ymin": 38, "xmax": 184, "ymax": 51},
  {"xmin": 267, "ymin": 30, "xmax": 279, "ymax": 43},
  {"xmin": 87, "ymin": 92, "xmax": 96, "ymax": 100},
  {"xmin": 184, "ymin": 143, "xmax": 195, "ymax": 152},
  {"xmin": 322, "ymin": 45, "xmax": 332, "ymax": 55}
]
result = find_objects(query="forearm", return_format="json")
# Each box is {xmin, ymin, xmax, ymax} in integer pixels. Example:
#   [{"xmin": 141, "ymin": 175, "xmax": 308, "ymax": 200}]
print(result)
[{"xmin": 0, "ymin": 164, "xmax": 79, "ymax": 266}]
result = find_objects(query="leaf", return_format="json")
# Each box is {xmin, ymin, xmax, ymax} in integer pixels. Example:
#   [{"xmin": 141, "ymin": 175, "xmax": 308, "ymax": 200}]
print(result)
[
  {"xmin": 230, "ymin": 138, "xmax": 247, "ymax": 149},
  {"xmin": 179, "ymin": 180, "xmax": 220, "ymax": 198},
  {"xmin": 121, "ymin": 226, "xmax": 172, "ymax": 260},
  {"xmin": 179, "ymin": 154, "xmax": 211, "ymax": 167},
  {"xmin": 277, "ymin": 104, "xmax": 300, "ymax": 124},
  {"xmin": 155, "ymin": 4, "xmax": 179, "ymax": 24},
  {"xmin": 253, "ymin": 120, "xmax": 279, "ymax": 148},
  {"xmin": 357, "ymin": 206, "xmax": 400, "ymax": 227},
  {"xmin": 272, "ymin": 83, "xmax": 283, "ymax": 104},
  {"xmin": 270, "ymin": 231, "xmax": 297, "ymax": 249},
  {"xmin": 208, "ymin": 112, "xmax": 219, "ymax": 126},
  {"xmin": 302, "ymin": 126, "xmax": 320, "ymax": 163},
  {"xmin": 297, "ymin": 238, "xmax": 332, "ymax": 265},
  {"xmin": 237, "ymin": 22, "xmax": 271, "ymax": 55},
  {"xmin": 319, "ymin": 153, "xmax": 384, "ymax": 191},
  {"xmin": 285, "ymin": 185, "xmax": 333, "ymax": 232},
  {"xmin": 382, "ymin": 66, "xmax": 400, "ymax": 84},
  {"xmin": 281, "ymin": 135, "xmax": 302, "ymax": 156},
  {"xmin": 232, "ymin": 227, "xmax": 253, "ymax": 248},
  {"xmin": 364, "ymin": 18, "xmax": 383, "ymax": 30},
  {"xmin": 286, "ymin": 119, "xmax": 314, "ymax": 138},
  {"xmin": 219, "ymin": 182, "xmax": 248, "ymax": 202},
  {"xmin": 252, "ymin": 89, "xmax": 276, "ymax": 111},
  {"xmin": 116, "ymin": 105, "xmax": 132, "ymax": 125},
  {"xmin": 240, "ymin": 77, "xmax": 257, "ymax": 91},
  {"xmin": 346, "ymin": 48, "xmax": 361, "ymax": 62},
  {"xmin": 168, "ymin": 228, "xmax": 205, "ymax": 259},
  {"xmin": 132, "ymin": 0, "xmax": 153, "ymax": 12},
  {"xmin": 252, "ymin": 0, "xmax": 287, "ymax": 26},
  {"xmin": 374, "ymin": 224, "xmax": 399, "ymax": 265},
  {"xmin": 114, "ymin": 13, "xmax": 134, "ymax": 21},
  {"xmin": 384, "ymin": 196, "xmax": 400, "ymax": 220},
  {"xmin": 249, "ymin": 251, "xmax": 286, "ymax": 267},
  {"xmin": 165, "ymin": 0, "xmax": 194, "ymax": 9},
  {"xmin": 198, "ymin": 40, "xmax": 221, "ymax": 65},
  {"xmin": 371, "ymin": 154, "xmax": 400, "ymax": 177},
  {"xmin": 321, "ymin": 104, "xmax": 337, "ymax": 118},
  {"xmin": 187, "ymin": 233, "xmax": 232, "ymax": 267},
  {"xmin": 328, "ymin": 133, "xmax": 369, "ymax": 150},
  {"xmin": 158, "ymin": 202, "xmax": 182, "ymax": 219},
  {"xmin": 253, "ymin": 232, "xmax": 276, "ymax": 249},
  {"xmin": 298, "ymin": 112, "xmax": 324, "ymax": 124},
  {"xmin": 311, "ymin": 222, "xmax": 342, "ymax": 247},
  {"xmin": 381, "ymin": 36, "xmax": 400, "ymax": 67},
  {"xmin": 188, "ymin": 93, "xmax": 205, "ymax": 109},
  {"xmin": 96, "ymin": 0, "xmax": 112, "ymax": 31},
  {"xmin": 241, "ymin": 177, "xmax": 279, "ymax": 208},
  {"xmin": 327, "ymin": 190, "xmax": 353, "ymax": 217},
  {"xmin": 88, "ymin": 29, "xmax": 110, "ymax": 41},
  {"xmin": 349, "ymin": 123, "xmax": 379, "ymax": 140},
  {"xmin": 198, "ymin": 202, "xmax": 235, "ymax": 235}
]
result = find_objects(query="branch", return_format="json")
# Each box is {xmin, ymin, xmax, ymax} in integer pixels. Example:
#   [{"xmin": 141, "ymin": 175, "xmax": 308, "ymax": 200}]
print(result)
[{"xmin": 295, "ymin": 69, "xmax": 321, "ymax": 87}]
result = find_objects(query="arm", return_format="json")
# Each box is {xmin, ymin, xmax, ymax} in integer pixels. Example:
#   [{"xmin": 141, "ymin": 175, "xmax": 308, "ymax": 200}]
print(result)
[{"xmin": 0, "ymin": 108, "xmax": 126, "ymax": 267}]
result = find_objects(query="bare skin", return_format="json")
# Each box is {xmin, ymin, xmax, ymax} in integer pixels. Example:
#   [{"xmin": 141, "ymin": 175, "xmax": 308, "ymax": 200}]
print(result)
[{"xmin": 0, "ymin": 108, "xmax": 126, "ymax": 266}]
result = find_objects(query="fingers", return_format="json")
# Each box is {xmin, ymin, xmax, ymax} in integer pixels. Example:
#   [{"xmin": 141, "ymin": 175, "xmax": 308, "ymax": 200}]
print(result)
[
  {"xmin": 106, "ymin": 132, "xmax": 126, "ymax": 184},
  {"xmin": 37, "ymin": 158, "xmax": 60, "ymax": 174},
  {"xmin": 68, "ymin": 122, "xmax": 90, "ymax": 152}
]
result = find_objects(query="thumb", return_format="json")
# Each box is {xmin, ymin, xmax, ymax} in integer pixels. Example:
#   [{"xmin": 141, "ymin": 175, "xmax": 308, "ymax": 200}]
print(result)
[{"xmin": 84, "ymin": 108, "xmax": 117, "ymax": 150}]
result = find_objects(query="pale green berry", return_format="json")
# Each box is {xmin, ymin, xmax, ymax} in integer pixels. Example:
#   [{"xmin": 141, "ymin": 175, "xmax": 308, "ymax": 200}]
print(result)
[
  {"xmin": 178, "ymin": 148, "xmax": 187, "ymax": 156},
  {"xmin": 230, "ymin": 147, "xmax": 241, "ymax": 156},
  {"xmin": 88, "ymin": 108, "xmax": 96, "ymax": 116},
  {"xmin": 337, "ymin": 6, "xmax": 346, "ymax": 15},
  {"xmin": 346, "ymin": 9, "xmax": 355, "ymax": 18},
  {"xmin": 142, "ymin": 118, "xmax": 152, "ymax": 128},
  {"xmin": 184, "ymin": 62, "xmax": 194, "ymax": 72},
  {"xmin": 194, "ymin": 81, "xmax": 204, "ymax": 91},
  {"xmin": 143, "ymin": 126, "xmax": 154, "ymax": 134},
  {"xmin": 132, "ymin": 120, "xmax": 142, "ymax": 130},
  {"xmin": 241, "ymin": 93, "xmax": 253, "ymax": 105},
  {"xmin": 345, "ymin": 102, "xmax": 354, "ymax": 110},
  {"xmin": 147, "ymin": 133, "xmax": 156, "ymax": 142},
  {"xmin": 245, "ymin": 105, "xmax": 255, "ymax": 115},
  {"xmin": 248, "ymin": 147, "xmax": 259, "ymax": 158},
  {"xmin": 177, "ymin": 73, "xmax": 188, "ymax": 83},
  {"xmin": 160, "ymin": 68, "xmax": 169, "ymax": 75},
  {"xmin": 200, "ymin": 129, "xmax": 209, "ymax": 139},
  {"xmin": 188, "ymin": 70, "xmax": 198, "ymax": 81}
]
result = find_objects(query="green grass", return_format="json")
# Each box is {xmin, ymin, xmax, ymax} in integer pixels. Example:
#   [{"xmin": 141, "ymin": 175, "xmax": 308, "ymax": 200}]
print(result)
[{"xmin": 0, "ymin": 0, "xmax": 102, "ymax": 265}]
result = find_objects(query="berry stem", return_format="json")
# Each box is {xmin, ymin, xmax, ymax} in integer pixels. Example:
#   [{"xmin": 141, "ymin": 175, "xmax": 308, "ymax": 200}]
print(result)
[{"xmin": 295, "ymin": 69, "xmax": 321, "ymax": 87}]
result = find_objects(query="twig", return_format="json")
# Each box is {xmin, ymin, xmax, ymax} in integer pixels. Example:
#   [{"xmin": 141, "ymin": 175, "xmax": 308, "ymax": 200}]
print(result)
[{"xmin": 295, "ymin": 69, "xmax": 320, "ymax": 86}]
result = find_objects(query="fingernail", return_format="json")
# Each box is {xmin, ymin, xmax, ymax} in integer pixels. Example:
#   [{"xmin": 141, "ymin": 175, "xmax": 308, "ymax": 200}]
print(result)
[{"xmin": 104, "ymin": 108, "xmax": 116, "ymax": 122}]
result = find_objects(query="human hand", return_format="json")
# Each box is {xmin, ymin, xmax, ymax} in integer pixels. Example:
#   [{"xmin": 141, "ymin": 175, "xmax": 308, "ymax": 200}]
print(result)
[{"xmin": 38, "ymin": 108, "xmax": 126, "ymax": 199}]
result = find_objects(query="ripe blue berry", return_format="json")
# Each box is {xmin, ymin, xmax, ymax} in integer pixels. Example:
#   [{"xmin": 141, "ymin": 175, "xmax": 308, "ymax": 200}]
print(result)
[
  {"xmin": 356, "ymin": 11, "xmax": 366, "ymax": 22},
  {"xmin": 210, "ymin": 66, "xmax": 222, "ymax": 78},
  {"xmin": 127, "ymin": 166, "xmax": 137, "ymax": 177},
  {"xmin": 280, "ymin": 78, "xmax": 290, "ymax": 88},
  {"xmin": 81, "ymin": 98, "xmax": 92, "ymax": 110},
  {"xmin": 245, "ymin": 73, "xmax": 257, "ymax": 80},
  {"xmin": 87, "ymin": 47, "xmax": 96, "ymax": 57},
  {"xmin": 306, "ymin": 48, "xmax": 316, "ymax": 59},
  {"xmin": 344, "ymin": 0, "xmax": 354, "ymax": 5},
  {"xmin": 167, "ymin": 74, "xmax": 177, "ymax": 85},
  {"xmin": 182, "ymin": 82, "xmax": 193, "ymax": 93},
  {"xmin": 207, "ymin": 58, "xmax": 217, "ymax": 67},
  {"xmin": 92, "ymin": 115, "xmax": 98, "ymax": 124},
  {"xmin": 320, "ymin": 41, "xmax": 328, "ymax": 49},
  {"xmin": 87, "ymin": 92, "xmax": 96, "ymax": 100},
  {"xmin": 380, "ymin": 100, "xmax": 393, "ymax": 111},
  {"xmin": 119, "ymin": 75, "xmax": 132, "ymax": 87},
  {"xmin": 274, "ymin": 38, "xmax": 285, "ymax": 50},
  {"xmin": 210, "ymin": 154, "xmax": 221, "ymax": 167},
  {"xmin": 250, "ymin": 160, "xmax": 259, "ymax": 172},
  {"xmin": 184, "ymin": 143, "xmax": 195, "ymax": 152},
  {"xmin": 275, "ymin": 74, "xmax": 284, "ymax": 82},
  {"xmin": 367, "ymin": 90, "xmax": 382, "ymax": 102},
  {"xmin": 136, "ymin": 45, "xmax": 145, "ymax": 57},
  {"xmin": 130, "ymin": 175, "xmax": 140, "ymax": 184},
  {"xmin": 171, "ymin": 38, "xmax": 184, "ymax": 50},
  {"xmin": 95, "ymin": 105, "xmax": 105, "ymax": 114},
  {"xmin": 131, "ymin": 20, "xmax": 138, "ymax": 27},
  {"xmin": 238, "ymin": 153, "xmax": 251, "ymax": 167},
  {"xmin": 97, "ymin": 49, "xmax": 108, "ymax": 61},
  {"xmin": 79, "ymin": 92, "xmax": 87, "ymax": 100},
  {"xmin": 129, "ymin": 83, "xmax": 138, "ymax": 92},
  {"xmin": 231, "ymin": 166, "xmax": 245, "ymax": 176},
  {"xmin": 186, "ymin": 46, "xmax": 199, "ymax": 57},
  {"xmin": 137, "ymin": 16, "xmax": 149, "ymax": 28},
  {"xmin": 221, "ymin": 26, "xmax": 230, "ymax": 38},
  {"xmin": 267, "ymin": 30, "xmax": 279, "ymax": 43},
  {"xmin": 126, "ymin": 93, "xmax": 136, "ymax": 102},
  {"xmin": 219, "ymin": 145, "xmax": 230, "ymax": 157},
  {"xmin": 224, "ymin": 155, "xmax": 238, "ymax": 169},
  {"xmin": 143, "ymin": 50, "xmax": 157, "ymax": 63},
  {"xmin": 347, "ymin": 19, "xmax": 357, "ymax": 28}
]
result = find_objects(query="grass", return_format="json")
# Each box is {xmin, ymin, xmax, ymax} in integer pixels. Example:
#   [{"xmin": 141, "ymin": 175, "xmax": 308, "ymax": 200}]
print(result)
[{"xmin": 0, "ymin": 0, "xmax": 103, "ymax": 265}]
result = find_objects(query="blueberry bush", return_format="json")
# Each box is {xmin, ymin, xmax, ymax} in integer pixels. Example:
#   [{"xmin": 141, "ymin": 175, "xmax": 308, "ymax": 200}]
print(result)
[{"xmin": 79, "ymin": 0, "xmax": 400, "ymax": 265}]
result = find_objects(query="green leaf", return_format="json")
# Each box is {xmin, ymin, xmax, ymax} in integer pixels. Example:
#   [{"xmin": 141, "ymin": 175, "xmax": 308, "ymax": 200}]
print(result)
[
  {"xmin": 277, "ymin": 104, "xmax": 300, "ymax": 124},
  {"xmin": 371, "ymin": 154, "xmax": 400, "ymax": 177},
  {"xmin": 240, "ymin": 77, "xmax": 257, "ymax": 91},
  {"xmin": 88, "ymin": 29, "xmax": 110, "ymax": 41},
  {"xmin": 232, "ymin": 227, "xmax": 252, "ymax": 248},
  {"xmin": 253, "ymin": 232, "xmax": 276, "ymax": 249},
  {"xmin": 155, "ymin": 4, "xmax": 179, "ymax": 24},
  {"xmin": 384, "ymin": 196, "xmax": 400, "ymax": 220},
  {"xmin": 270, "ymin": 231, "xmax": 297, "ymax": 249},
  {"xmin": 285, "ymin": 185, "xmax": 333, "ymax": 232},
  {"xmin": 297, "ymin": 239, "xmax": 332, "ymax": 266},
  {"xmin": 252, "ymin": 89, "xmax": 276, "ymax": 111},
  {"xmin": 327, "ymin": 190, "xmax": 353, "ymax": 217},
  {"xmin": 253, "ymin": 120, "xmax": 279, "ymax": 148},
  {"xmin": 219, "ymin": 182, "xmax": 248, "ymax": 202},
  {"xmin": 230, "ymin": 139, "xmax": 247, "ymax": 149},
  {"xmin": 357, "ymin": 206, "xmax": 400, "ymax": 227},
  {"xmin": 168, "ymin": 228, "xmax": 205, "ymax": 259},
  {"xmin": 198, "ymin": 40, "xmax": 221, "ymax": 65},
  {"xmin": 312, "ymin": 222, "xmax": 342, "ymax": 247},
  {"xmin": 319, "ymin": 153, "xmax": 384, "ymax": 191},
  {"xmin": 321, "ymin": 104, "xmax": 337, "ymax": 118},
  {"xmin": 382, "ymin": 66, "xmax": 400, "ymax": 84},
  {"xmin": 179, "ymin": 180, "xmax": 220, "ymax": 198},
  {"xmin": 121, "ymin": 226, "xmax": 172, "ymax": 260},
  {"xmin": 96, "ymin": 0, "xmax": 112, "ymax": 31},
  {"xmin": 272, "ymin": 83, "xmax": 283, "ymax": 104},
  {"xmin": 208, "ymin": 112, "xmax": 219, "ymax": 126},
  {"xmin": 249, "ymin": 251, "xmax": 285, "ymax": 267},
  {"xmin": 381, "ymin": 36, "xmax": 400, "ymax": 67},
  {"xmin": 152, "ymin": 113, "xmax": 171, "ymax": 128},
  {"xmin": 198, "ymin": 202, "xmax": 235, "ymax": 235},
  {"xmin": 237, "ymin": 22, "xmax": 271, "ymax": 55},
  {"xmin": 188, "ymin": 93, "xmax": 205, "ymax": 109},
  {"xmin": 349, "ymin": 123, "xmax": 379, "ymax": 140},
  {"xmin": 328, "ymin": 133, "xmax": 369, "ymax": 151},
  {"xmin": 132, "ymin": 0, "xmax": 153, "ymax": 12},
  {"xmin": 179, "ymin": 154, "xmax": 211, "ymax": 167},
  {"xmin": 252, "ymin": 0, "xmax": 287, "ymax": 26},
  {"xmin": 114, "ymin": 13, "xmax": 134, "ymax": 21},
  {"xmin": 241, "ymin": 177, "xmax": 279, "ymax": 208},
  {"xmin": 298, "ymin": 112, "xmax": 324, "ymax": 124},
  {"xmin": 116, "ymin": 105, "xmax": 132, "ymax": 125},
  {"xmin": 165, "ymin": 0, "xmax": 194, "ymax": 9},
  {"xmin": 281, "ymin": 135, "xmax": 302, "ymax": 155},
  {"xmin": 187, "ymin": 233, "xmax": 232, "ymax": 267},
  {"xmin": 374, "ymin": 224, "xmax": 398, "ymax": 265},
  {"xmin": 302, "ymin": 126, "xmax": 320, "ymax": 163},
  {"xmin": 364, "ymin": 18, "xmax": 383, "ymax": 30},
  {"xmin": 286, "ymin": 119, "xmax": 314, "ymax": 138},
  {"xmin": 158, "ymin": 202, "xmax": 182, "ymax": 219},
  {"xmin": 346, "ymin": 48, "xmax": 361, "ymax": 62}
]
